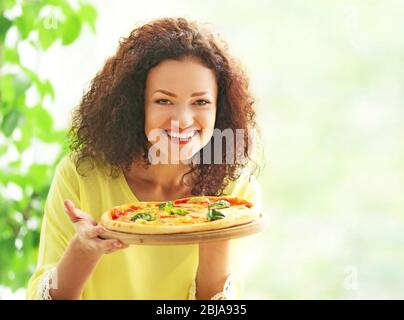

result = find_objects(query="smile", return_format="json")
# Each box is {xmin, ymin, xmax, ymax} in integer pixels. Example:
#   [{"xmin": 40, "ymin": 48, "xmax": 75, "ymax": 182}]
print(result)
[{"xmin": 165, "ymin": 130, "xmax": 198, "ymax": 144}]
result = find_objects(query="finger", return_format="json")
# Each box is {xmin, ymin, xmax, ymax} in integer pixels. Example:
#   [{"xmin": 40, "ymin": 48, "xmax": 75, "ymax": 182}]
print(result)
[
  {"xmin": 64, "ymin": 199, "xmax": 80, "ymax": 223},
  {"xmin": 64, "ymin": 199, "xmax": 97, "ymax": 225},
  {"xmin": 105, "ymin": 242, "xmax": 129, "ymax": 254},
  {"xmin": 82, "ymin": 225, "xmax": 106, "ymax": 239},
  {"xmin": 121, "ymin": 242, "xmax": 129, "ymax": 248},
  {"xmin": 99, "ymin": 239, "xmax": 126, "ymax": 253}
]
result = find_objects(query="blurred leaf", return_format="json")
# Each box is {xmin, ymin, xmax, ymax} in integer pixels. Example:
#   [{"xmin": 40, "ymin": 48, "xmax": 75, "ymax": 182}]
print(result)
[
  {"xmin": 12, "ymin": 1, "xmax": 42, "ymax": 40},
  {"xmin": 37, "ymin": 21, "xmax": 60, "ymax": 50},
  {"xmin": 20, "ymin": 66, "xmax": 54, "ymax": 100},
  {"xmin": 4, "ymin": 47, "xmax": 20, "ymax": 64},
  {"xmin": 14, "ymin": 72, "xmax": 31, "ymax": 97},
  {"xmin": 0, "ymin": 145, "xmax": 7, "ymax": 156},
  {"xmin": 39, "ymin": 80, "xmax": 55, "ymax": 100},
  {"xmin": 79, "ymin": 3, "xmax": 97, "ymax": 33},
  {"xmin": 61, "ymin": 14, "xmax": 82, "ymax": 45},
  {"xmin": 20, "ymin": 65, "xmax": 40, "ymax": 82},
  {"xmin": 0, "ymin": 74, "xmax": 15, "ymax": 104},
  {"xmin": 27, "ymin": 164, "xmax": 54, "ymax": 190},
  {"xmin": 0, "ymin": 0, "xmax": 98, "ymax": 295},
  {"xmin": 0, "ymin": 16, "xmax": 12, "ymax": 42},
  {"xmin": 13, "ymin": 16, "xmax": 32, "ymax": 40},
  {"xmin": 0, "ymin": 0, "xmax": 17, "ymax": 12},
  {"xmin": 31, "ymin": 105, "xmax": 54, "ymax": 132},
  {"xmin": 14, "ymin": 114, "xmax": 33, "ymax": 153},
  {"xmin": 1, "ymin": 109, "xmax": 23, "ymax": 137},
  {"xmin": 1, "ymin": 170, "xmax": 26, "ymax": 186}
]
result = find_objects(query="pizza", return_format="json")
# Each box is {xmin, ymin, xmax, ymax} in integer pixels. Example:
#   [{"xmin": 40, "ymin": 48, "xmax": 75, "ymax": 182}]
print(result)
[{"xmin": 99, "ymin": 196, "xmax": 260, "ymax": 234}]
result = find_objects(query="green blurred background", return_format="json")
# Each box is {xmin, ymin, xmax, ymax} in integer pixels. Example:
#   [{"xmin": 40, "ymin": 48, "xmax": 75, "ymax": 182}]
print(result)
[{"xmin": 1, "ymin": 0, "xmax": 403, "ymax": 299}]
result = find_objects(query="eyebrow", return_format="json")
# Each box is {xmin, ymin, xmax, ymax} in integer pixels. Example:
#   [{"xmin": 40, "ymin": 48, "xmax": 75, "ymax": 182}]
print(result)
[{"xmin": 152, "ymin": 89, "xmax": 211, "ymax": 98}]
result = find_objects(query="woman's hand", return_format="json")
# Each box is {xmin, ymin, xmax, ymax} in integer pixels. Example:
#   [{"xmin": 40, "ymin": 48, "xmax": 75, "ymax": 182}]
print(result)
[
  {"xmin": 63, "ymin": 199, "xmax": 129, "ymax": 257},
  {"xmin": 46, "ymin": 200, "xmax": 128, "ymax": 299}
]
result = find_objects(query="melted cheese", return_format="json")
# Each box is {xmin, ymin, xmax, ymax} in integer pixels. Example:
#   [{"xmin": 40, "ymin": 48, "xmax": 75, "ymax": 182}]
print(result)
[{"xmin": 114, "ymin": 203, "xmax": 251, "ymax": 225}]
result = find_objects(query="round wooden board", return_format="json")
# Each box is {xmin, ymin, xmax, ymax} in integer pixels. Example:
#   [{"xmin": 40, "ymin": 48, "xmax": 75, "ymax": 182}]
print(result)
[{"xmin": 99, "ymin": 215, "xmax": 268, "ymax": 245}]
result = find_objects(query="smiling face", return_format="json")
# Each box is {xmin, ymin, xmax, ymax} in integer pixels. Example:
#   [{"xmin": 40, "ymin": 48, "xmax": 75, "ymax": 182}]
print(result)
[{"xmin": 144, "ymin": 56, "xmax": 218, "ymax": 163}]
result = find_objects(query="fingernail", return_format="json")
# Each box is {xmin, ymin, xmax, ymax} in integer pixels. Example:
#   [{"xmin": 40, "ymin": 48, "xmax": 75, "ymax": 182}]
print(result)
[
  {"xmin": 98, "ymin": 227, "xmax": 105, "ymax": 234},
  {"xmin": 115, "ymin": 242, "xmax": 121, "ymax": 248}
]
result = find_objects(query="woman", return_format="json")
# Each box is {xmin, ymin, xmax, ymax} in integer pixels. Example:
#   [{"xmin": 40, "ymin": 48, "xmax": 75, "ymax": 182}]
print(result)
[{"xmin": 27, "ymin": 17, "xmax": 262, "ymax": 300}]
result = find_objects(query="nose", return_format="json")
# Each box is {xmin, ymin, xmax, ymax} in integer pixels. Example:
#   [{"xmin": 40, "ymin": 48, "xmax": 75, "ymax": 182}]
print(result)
[{"xmin": 171, "ymin": 105, "xmax": 194, "ymax": 129}]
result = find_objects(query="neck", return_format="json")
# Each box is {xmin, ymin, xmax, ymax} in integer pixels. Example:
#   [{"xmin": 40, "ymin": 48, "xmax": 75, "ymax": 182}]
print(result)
[{"xmin": 124, "ymin": 161, "xmax": 193, "ymax": 191}]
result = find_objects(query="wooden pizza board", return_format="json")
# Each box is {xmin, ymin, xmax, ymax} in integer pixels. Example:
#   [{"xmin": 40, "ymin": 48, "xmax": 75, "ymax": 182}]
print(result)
[{"xmin": 99, "ymin": 214, "xmax": 268, "ymax": 245}]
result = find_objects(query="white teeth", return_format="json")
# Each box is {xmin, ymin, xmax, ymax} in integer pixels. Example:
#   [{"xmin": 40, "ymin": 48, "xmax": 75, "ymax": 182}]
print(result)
[{"xmin": 167, "ymin": 130, "xmax": 196, "ymax": 139}]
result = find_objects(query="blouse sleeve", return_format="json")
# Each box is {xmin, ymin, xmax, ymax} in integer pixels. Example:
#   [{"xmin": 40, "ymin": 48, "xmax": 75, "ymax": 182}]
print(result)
[
  {"xmin": 188, "ymin": 170, "xmax": 263, "ymax": 300},
  {"xmin": 26, "ymin": 156, "xmax": 80, "ymax": 299}
]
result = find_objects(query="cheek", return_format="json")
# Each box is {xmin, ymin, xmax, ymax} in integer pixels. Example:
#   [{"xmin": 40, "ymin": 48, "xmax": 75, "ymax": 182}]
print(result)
[
  {"xmin": 197, "ymin": 110, "xmax": 216, "ymax": 142},
  {"xmin": 197, "ymin": 108, "xmax": 216, "ymax": 128},
  {"xmin": 144, "ymin": 107, "xmax": 168, "ymax": 135}
]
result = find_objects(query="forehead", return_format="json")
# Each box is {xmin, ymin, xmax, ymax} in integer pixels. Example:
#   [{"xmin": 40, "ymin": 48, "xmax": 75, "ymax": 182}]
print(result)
[{"xmin": 145, "ymin": 57, "xmax": 218, "ymax": 95}]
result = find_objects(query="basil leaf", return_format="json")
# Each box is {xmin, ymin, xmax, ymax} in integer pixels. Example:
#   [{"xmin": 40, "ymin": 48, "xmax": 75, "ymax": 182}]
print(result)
[
  {"xmin": 159, "ymin": 201, "xmax": 174, "ymax": 214},
  {"xmin": 207, "ymin": 208, "xmax": 226, "ymax": 221},
  {"xmin": 159, "ymin": 201, "xmax": 173, "ymax": 209},
  {"xmin": 131, "ymin": 212, "xmax": 155, "ymax": 221},
  {"xmin": 159, "ymin": 201, "xmax": 189, "ymax": 216},
  {"xmin": 159, "ymin": 201, "xmax": 173, "ymax": 210},
  {"xmin": 208, "ymin": 200, "xmax": 231, "ymax": 209},
  {"xmin": 171, "ymin": 208, "xmax": 189, "ymax": 216}
]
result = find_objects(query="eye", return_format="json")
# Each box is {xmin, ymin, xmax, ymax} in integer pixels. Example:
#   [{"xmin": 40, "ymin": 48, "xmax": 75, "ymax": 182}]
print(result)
[
  {"xmin": 194, "ymin": 99, "xmax": 211, "ymax": 106},
  {"xmin": 155, "ymin": 99, "xmax": 172, "ymax": 105},
  {"xmin": 155, "ymin": 99, "xmax": 211, "ymax": 106}
]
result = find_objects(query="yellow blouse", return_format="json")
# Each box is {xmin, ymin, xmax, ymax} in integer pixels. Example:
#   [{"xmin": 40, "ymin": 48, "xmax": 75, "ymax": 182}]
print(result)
[{"xmin": 26, "ymin": 155, "xmax": 262, "ymax": 299}]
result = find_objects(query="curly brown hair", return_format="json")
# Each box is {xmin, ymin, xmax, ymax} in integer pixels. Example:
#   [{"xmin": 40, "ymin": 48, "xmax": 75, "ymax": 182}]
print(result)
[{"xmin": 69, "ymin": 17, "xmax": 260, "ymax": 196}]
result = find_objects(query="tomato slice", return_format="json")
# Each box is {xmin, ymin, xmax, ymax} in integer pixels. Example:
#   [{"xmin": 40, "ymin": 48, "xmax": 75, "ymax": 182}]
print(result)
[
  {"xmin": 122, "ymin": 205, "xmax": 140, "ymax": 215},
  {"xmin": 111, "ymin": 208, "xmax": 123, "ymax": 220},
  {"xmin": 183, "ymin": 200, "xmax": 211, "ymax": 207},
  {"xmin": 174, "ymin": 198, "xmax": 189, "ymax": 205}
]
